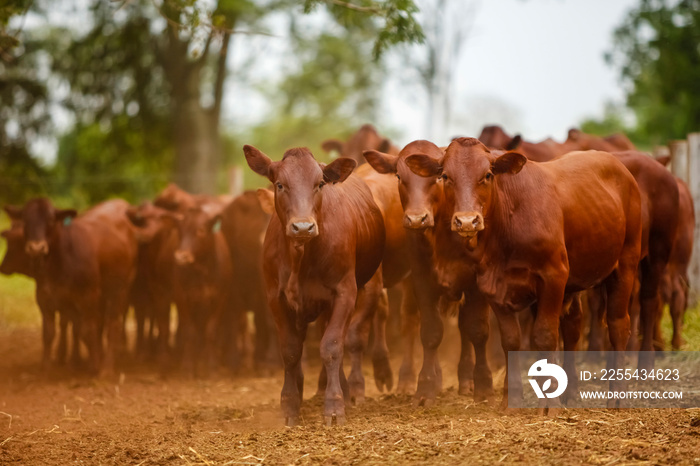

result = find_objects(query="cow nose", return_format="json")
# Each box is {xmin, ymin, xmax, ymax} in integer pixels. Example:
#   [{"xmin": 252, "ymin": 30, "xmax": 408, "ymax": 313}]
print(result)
[
  {"xmin": 25, "ymin": 240, "xmax": 49, "ymax": 256},
  {"xmin": 288, "ymin": 218, "xmax": 318, "ymax": 239},
  {"xmin": 404, "ymin": 212, "xmax": 433, "ymax": 229},
  {"xmin": 174, "ymin": 250, "xmax": 194, "ymax": 265},
  {"xmin": 452, "ymin": 212, "xmax": 484, "ymax": 235}
]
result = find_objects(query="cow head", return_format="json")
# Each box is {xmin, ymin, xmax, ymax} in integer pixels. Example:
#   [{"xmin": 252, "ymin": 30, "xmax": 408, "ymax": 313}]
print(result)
[
  {"xmin": 127, "ymin": 202, "xmax": 180, "ymax": 244},
  {"xmin": 172, "ymin": 207, "xmax": 222, "ymax": 266},
  {"xmin": 244, "ymin": 145, "xmax": 356, "ymax": 242},
  {"xmin": 478, "ymin": 125, "xmax": 518, "ymax": 150},
  {"xmin": 321, "ymin": 124, "xmax": 394, "ymax": 166},
  {"xmin": 4, "ymin": 199, "xmax": 77, "ymax": 257},
  {"xmin": 405, "ymin": 137, "xmax": 526, "ymax": 248},
  {"xmin": 364, "ymin": 140, "xmax": 444, "ymax": 230}
]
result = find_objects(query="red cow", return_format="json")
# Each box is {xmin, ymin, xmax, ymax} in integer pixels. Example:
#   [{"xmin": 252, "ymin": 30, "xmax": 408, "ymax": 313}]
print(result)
[
  {"xmin": 220, "ymin": 191, "xmax": 278, "ymax": 372},
  {"xmin": 1, "ymin": 221, "xmax": 79, "ymax": 368},
  {"xmin": 321, "ymin": 124, "xmax": 400, "ymax": 167},
  {"xmin": 363, "ymin": 140, "xmax": 493, "ymax": 405},
  {"xmin": 4, "ymin": 198, "xmax": 137, "ymax": 376},
  {"xmin": 126, "ymin": 202, "xmax": 179, "ymax": 369},
  {"xmin": 654, "ymin": 156, "xmax": 695, "ymax": 350},
  {"xmin": 244, "ymin": 145, "xmax": 385, "ymax": 426},
  {"xmin": 477, "ymin": 125, "xmax": 557, "ymax": 162},
  {"xmin": 405, "ymin": 138, "xmax": 642, "ymax": 410}
]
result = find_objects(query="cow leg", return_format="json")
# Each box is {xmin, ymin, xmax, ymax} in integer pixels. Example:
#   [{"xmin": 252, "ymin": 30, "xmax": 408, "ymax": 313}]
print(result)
[
  {"xmin": 315, "ymin": 312, "xmax": 329, "ymax": 397},
  {"xmin": 397, "ymin": 279, "xmax": 420, "ymax": 394},
  {"xmin": 322, "ymin": 275, "xmax": 357, "ymax": 426},
  {"xmin": 457, "ymin": 303, "xmax": 475, "ymax": 396},
  {"xmin": 670, "ymin": 275, "xmax": 686, "ymax": 350},
  {"xmin": 604, "ymin": 262, "xmax": 636, "ymax": 407},
  {"xmin": 134, "ymin": 300, "xmax": 147, "ymax": 359},
  {"xmin": 530, "ymin": 277, "xmax": 567, "ymax": 415},
  {"xmin": 154, "ymin": 294, "xmax": 172, "ymax": 373},
  {"xmin": 560, "ymin": 294, "xmax": 582, "ymax": 404},
  {"xmin": 70, "ymin": 311, "xmax": 82, "ymax": 368},
  {"xmin": 626, "ymin": 276, "xmax": 641, "ymax": 351},
  {"xmin": 79, "ymin": 292, "xmax": 103, "ymax": 375},
  {"xmin": 413, "ymin": 278, "xmax": 443, "ymax": 407},
  {"xmin": 462, "ymin": 287, "xmax": 494, "ymax": 401},
  {"xmin": 345, "ymin": 271, "xmax": 381, "ymax": 405},
  {"xmin": 36, "ymin": 290, "xmax": 55, "ymax": 371},
  {"xmin": 101, "ymin": 291, "xmax": 130, "ymax": 378},
  {"xmin": 56, "ymin": 310, "xmax": 69, "ymax": 366},
  {"xmin": 493, "ymin": 307, "xmax": 522, "ymax": 410},
  {"xmin": 638, "ymin": 258, "xmax": 664, "ymax": 370},
  {"xmin": 372, "ymin": 288, "xmax": 393, "ymax": 393},
  {"xmin": 586, "ymin": 287, "xmax": 607, "ymax": 355}
]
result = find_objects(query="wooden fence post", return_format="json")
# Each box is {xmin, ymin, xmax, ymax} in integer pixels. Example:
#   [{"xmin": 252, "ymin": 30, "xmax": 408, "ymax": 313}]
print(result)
[
  {"xmin": 229, "ymin": 166, "xmax": 243, "ymax": 197},
  {"xmin": 670, "ymin": 140, "xmax": 689, "ymax": 184},
  {"xmin": 687, "ymin": 133, "xmax": 700, "ymax": 305}
]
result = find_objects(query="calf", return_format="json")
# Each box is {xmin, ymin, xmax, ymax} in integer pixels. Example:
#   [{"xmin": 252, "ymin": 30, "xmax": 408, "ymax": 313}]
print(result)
[
  {"xmin": 364, "ymin": 140, "xmax": 493, "ymax": 405},
  {"xmin": 4, "ymin": 198, "xmax": 137, "ymax": 376},
  {"xmin": 244, "ymin": 145, "xmax": 385, "ymax": 426},
  {"xmin": 405, "ymin": 138, "xmax": 642, "ymax": 410}
]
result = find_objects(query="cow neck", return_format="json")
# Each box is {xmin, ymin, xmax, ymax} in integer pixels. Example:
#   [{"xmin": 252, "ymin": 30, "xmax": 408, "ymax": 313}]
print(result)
[
  {"xmin": 479, "ymin": 169, "xmax": 524, "ymax": 265},
  {"xmin": 284, "ymin": 239, "xmax": 306, "ymax": 313}
]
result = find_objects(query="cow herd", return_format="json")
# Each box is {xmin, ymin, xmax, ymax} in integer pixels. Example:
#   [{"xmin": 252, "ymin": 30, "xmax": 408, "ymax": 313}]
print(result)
[{"xmin": 0, "ymin": 124, "xmax": 695, "ymax": 427}]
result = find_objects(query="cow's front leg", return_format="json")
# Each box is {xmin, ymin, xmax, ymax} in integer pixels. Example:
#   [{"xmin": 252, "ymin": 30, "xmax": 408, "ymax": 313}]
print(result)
[
  {"xmin": 461, "ymin": 286, "xmax": 494, "ymax": 402},
  {"xmin": 272, "ymin": 296, "xmax": 306, "ymax": 426},
  {"xmin": 322, "ymin": 274, "xmax": 357, "ymax": 426}
]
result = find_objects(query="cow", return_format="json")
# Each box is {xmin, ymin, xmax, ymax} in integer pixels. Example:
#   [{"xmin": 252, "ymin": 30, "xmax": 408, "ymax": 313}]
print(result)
[
  {"xmin": 1, "ymin": 221, "xmax": 79, "ymax": 368},
  {"xmin": 244, "ymin": 145, "xmax": 385, "ymax": 426},
  {"xmin": 4, "ymin": 198, "xmax": 137, "ymax": 376},
  {"xmin": 584, "ymin": 151, "xmax": 679, "ymax": 369},
  {"xmin": 126, "ymin": 202, "xmax": 179, "ymax": 369},
  {"xmin": 477, "ymin": 125, "xmax": 557, "ymax": 162},
  {"xmin": 363, "ymin": 140, "xmax": 492, "ymax": 405},
  {"xmin": 220, "ymin": 191, "xmax": 278, "ymax": 372},
  {"xmin": 321, "ymin": 124, "xmax": 400, "ymax": 167},
  {"xmin": 654, "ymin": 156, "xmax": 695, "ymax": 350},
  {"xmin": 404, "ymin": 138, "xmax": 642, "ymax": 411}
]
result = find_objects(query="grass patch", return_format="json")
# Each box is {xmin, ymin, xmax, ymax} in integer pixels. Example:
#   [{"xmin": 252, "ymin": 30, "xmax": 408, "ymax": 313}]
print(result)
[{"xmin": 659, "ymin": 302, "xmax": 700, "ymax": 351}]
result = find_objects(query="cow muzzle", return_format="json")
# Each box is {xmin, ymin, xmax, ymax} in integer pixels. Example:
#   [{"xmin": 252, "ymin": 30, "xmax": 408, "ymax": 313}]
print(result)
[
  {"xmin": 452, "ymin": 212, "xmax": 484, "ymax": 237},
  {"xmin": 174, "ymin": 249, "xmax": 195, "ymax": 266},
  {"xmin": 287, "ymin": 218, "xmax": 318, "ymax": 239},
  {"xmin": 403, "ymin": 211, "xmax": 434, "ymax": 230},
  {"xmin": 25, "ymin": 240, "xmax": 49, "ymax": 257}
]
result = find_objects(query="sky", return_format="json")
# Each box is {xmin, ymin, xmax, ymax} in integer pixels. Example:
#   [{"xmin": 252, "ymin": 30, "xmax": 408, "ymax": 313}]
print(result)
[{"xmin": 383, "ymin": 0, "xmax": 639, "ymax": 145}]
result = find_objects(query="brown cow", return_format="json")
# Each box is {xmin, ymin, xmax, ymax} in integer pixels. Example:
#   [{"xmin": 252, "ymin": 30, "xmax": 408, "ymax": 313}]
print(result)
[
  {"xmin": 126, "ymin": 202, "xmax": 179, "ymax": 369},
  {"xmin": 405, "ymin": 138, "xmax": 642, "ymax": 410},
  {"xmin": 477, "ymin": 125, "xmax": 557, "ymax": 162},
  {"xmin": 321, "ymin": 124, "xmax": 400, "ymax": 167},
  {"xmin": 654, "ymin": 156, "xmax": 695, "ymax": 350},
  {"xmin": 364, "ymin": 140, "xmax": 492, "ymax": 405},
  {"xmin": 172, "ymin": 205, "xmax": 234, "ymax": 376},
  {"xmin": 220, "ymin": 191, "xmax": 278, "ymax": 372},
  {"xmin": 585, "ymin": 151, "xmax": 679, "ymax": 369},
  {"xmin": 1, "ymin": 221, "xmax": 80, "ymax": 368},
  {"xmin": 244, "ymin": 145, "xmax": 385, "ymax": 426},
  {"xmin": 4, "ymin": 198, "xmax": 137, "ymax": 376}
]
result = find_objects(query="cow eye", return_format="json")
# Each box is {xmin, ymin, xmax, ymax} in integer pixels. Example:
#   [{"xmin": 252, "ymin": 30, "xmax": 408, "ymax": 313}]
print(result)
[
  {"xmin": 396, "ymin": 174, "xmax": 401, "ymax": 181},
  {"xmin": 441, "ymin": 174, "xmax": 448, "ymax": 181},
  {"xmin": 276, "ymin": 182, "xmax": 283, "ymax": 191},
  {"xmin": 318, "ymin": 181, "xmax": 326, "ymax": 189},
  {"xmin": 485, "ymin": 172, "xmax": 493, "ymax": 181}
]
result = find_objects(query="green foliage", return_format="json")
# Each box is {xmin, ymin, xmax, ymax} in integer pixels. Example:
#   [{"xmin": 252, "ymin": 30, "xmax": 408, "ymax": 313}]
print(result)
[{"xmin": 606, "ymin": 0, "xmax": 700, "ymax": 144}]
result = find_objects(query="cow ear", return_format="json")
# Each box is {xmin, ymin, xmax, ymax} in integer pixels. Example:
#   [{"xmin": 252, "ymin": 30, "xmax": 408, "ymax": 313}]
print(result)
[
  {"xmin": 363, "ymin": 150, "xmax": 399, "ymax": 175},
  {"xmin": 321, "ymin": 139, "xmax": 344, "ymax": 155},
  {"xmin": 405, "ymin": 154, "xmax": 442, "ymax": 177},
  {"xmin": 322, "ymin": 157, "xmax": 356, "ymax": 183},
  {"xmin": 505, "ymin": 134, "xmax": 522, "ymax": 151},
  {"xmin": 3, "ymin": 205, "xmax": 22, "ymax": 220},
  {"xmin": 55, "ymin": 209, "xmax": 78, "ymax": 223},
  {"xmin": 244, "ymin": 145, "xmax": 274, "ymax": 180},
  {"xmin": 656, "ymin": 155, "xmax": 671, "ymax": 167},
  {"xmin": 492, "ymin": 152, "xmax": 527, "ymax": 175},
  {"xmin": 256, "ymin": 189, "xmax": 275, "ymax": 215}
]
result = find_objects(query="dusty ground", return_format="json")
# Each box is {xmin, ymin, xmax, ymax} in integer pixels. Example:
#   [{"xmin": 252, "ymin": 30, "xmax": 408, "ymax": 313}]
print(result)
[{"xmin": 1, "ymin": 325, "xmax": 700, "ymax": 465}]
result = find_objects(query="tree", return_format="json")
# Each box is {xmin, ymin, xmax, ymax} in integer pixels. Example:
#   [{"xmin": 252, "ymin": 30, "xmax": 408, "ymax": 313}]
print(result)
[{"xmin": 606, "ymin": 0, "xmax": 700, "ymax": 144}]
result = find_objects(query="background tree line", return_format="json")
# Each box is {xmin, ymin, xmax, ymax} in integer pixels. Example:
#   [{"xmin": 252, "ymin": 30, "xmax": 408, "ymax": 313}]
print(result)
[{"xmin": 1, "ymin": 0, "xmax": 698, "ymax": 207}]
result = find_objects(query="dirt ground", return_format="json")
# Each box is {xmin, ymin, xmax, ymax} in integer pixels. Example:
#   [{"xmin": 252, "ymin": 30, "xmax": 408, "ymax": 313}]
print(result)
[{"xmin": 1, "ymin": 325, "xmax": 700, "ymax": 465}]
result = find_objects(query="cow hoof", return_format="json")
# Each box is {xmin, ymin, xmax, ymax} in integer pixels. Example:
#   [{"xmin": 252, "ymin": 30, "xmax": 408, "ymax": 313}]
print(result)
[
  {"xmin": 351, "ymin": 395, "xmax": 365, "ymax": 406},
  {"xmin": 324, "ymin": 414, "xmax": 346, "ymax": 427},
  {"xmin": 458, "ymin": 381, "xmax": 474, "ymax": 396},
  {"xmin": 372, "ymin": 357, "xmax": 394, "ymax": 393},
  {"xmin": 413, "ymin": 395, "xmax": 435, "ymax": 408},
  {"xmin": 285, "ymin": 416, "xmax": 299, "ymax": 427}
]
